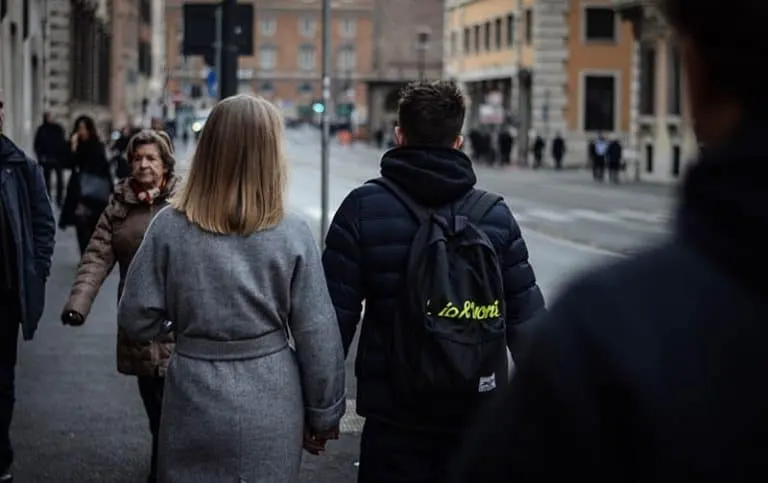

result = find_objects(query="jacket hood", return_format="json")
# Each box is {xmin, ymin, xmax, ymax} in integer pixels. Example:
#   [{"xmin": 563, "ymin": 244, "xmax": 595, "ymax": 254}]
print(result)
[
  {"xmin": 676, "ymin": 116, "xmax": 768, "ymax": 294},
  {"xmin": 113, "ymin": 173, "xmax": 182, "ymax": 205},
  {"xmin": 0, "ymin": 135, "xmax": 28, "ymax": 164},
  {"xmin": 380, "ymin": 146, "xmax": 477, "ymax": 206}
]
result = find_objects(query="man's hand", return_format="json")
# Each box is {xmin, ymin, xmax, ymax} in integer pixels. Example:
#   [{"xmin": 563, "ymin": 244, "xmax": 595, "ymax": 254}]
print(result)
[{"xmin": 302, "ymin": 426, "xmax": 340, "ymax": 455}]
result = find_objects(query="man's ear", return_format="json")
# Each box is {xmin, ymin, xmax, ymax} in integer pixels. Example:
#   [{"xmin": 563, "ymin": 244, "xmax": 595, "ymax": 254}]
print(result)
[
  {"xmin": 453, "ymin": 135, "xmax": 464, "ymax": 150},
  {"xmin": 394, "ymin": 126, "xmax": 405, "ymax": 146}
]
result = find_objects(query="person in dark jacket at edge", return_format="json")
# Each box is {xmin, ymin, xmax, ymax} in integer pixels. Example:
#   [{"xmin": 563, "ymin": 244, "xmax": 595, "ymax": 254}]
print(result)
[
  {"xmin": 322, "ymin": 80, "xmax": 545, "ymax": 483},
  {"xmin": 0, "ymin": 89, "xmax": 56, "ymax": 483},
  {"xmin": 450, "ymin": 1, "xmax": 768, "ymax": 481}
]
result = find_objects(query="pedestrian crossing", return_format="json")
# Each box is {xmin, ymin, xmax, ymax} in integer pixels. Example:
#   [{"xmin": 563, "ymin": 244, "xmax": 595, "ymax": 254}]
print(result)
[
  {"xmin": 512, "ymin": 207, "xmax": 671, "ymax": 227},
  {"xmin": 296, "ymin": 205, "xmax": 671, "ymax": 230}
]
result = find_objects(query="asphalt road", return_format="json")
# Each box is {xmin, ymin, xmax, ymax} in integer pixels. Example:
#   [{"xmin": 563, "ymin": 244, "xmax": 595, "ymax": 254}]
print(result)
[{"xmin": 9, "ymin": 135, "xmax": 633, "ymax": 481}]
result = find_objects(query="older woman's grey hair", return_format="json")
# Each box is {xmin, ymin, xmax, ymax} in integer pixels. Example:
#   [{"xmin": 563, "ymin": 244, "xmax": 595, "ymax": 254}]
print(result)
[{"xmin": 126, "ymin": 129, "xmax": 176, "ymax": 175}]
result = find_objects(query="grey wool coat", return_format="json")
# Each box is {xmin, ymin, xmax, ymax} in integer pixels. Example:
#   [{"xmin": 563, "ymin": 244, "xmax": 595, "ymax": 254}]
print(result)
[{"xmin": 117, "ymin": 207, "xmax": 346, "ymax": 483}]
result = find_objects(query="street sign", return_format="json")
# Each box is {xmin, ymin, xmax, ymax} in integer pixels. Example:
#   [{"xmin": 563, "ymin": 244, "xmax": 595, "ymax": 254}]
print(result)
[{"xmin": 206, "ymin": 70, "xmax": 217, "ymax": 97}]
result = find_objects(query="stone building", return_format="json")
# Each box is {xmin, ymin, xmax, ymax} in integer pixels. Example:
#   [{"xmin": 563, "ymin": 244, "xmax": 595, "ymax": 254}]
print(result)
[
  {"xmin": 365, "ymin": 0, "xmax": 444, "ymax": 138},
  {"xmin": 165, "ymin": 0, "xmax": 375, "ymax": 126},
  {"xmin": 445, "ymin": 0, "xmax": 635, "ymax": 167},
  {"xmin": 2, "ymin": 0, "xmax": 164, "ymax": 145},
  {"xmin": 615, "ymin": 0, "xmax": 696, "ymax": 183},
  {"xmin": 0, "ymin": 0, "xmax": 49, "ymax": 151}
]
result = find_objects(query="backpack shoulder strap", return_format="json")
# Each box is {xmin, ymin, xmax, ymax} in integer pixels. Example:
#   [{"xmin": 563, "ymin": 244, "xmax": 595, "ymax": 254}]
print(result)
[
  {"xmin": 367, "ymin": 177, "xmax": 430, "ymax": 222},
  {"xmin": 459, "ymin": 189, "xmax": 503, "ymax": 224}
]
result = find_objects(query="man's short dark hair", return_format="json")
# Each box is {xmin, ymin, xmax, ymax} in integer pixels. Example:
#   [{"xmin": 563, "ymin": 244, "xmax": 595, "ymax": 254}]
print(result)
[
  {"xmin": 397, "ymin": 80, "xmax": 465, "ymax": 147},
  {"xmin": 659, "ymin": 0, "xmax": 768, "ymax": 102}
]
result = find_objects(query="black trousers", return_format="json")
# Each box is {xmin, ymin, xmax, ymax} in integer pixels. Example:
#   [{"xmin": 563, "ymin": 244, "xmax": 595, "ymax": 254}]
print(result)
[
  {"xmin": 42, "ymin": 162, "xmax": 64, "ymax": 207},
  {"xmin": 0, "ymin": 292, "xmax": 19, "ymax": 471},
  {"xmin": 137, "ymin": 376, "xmax": 165, "ymax": 481},
  {"xmin": 358, "ymin": 419, "xmax": 462, "ymax": 483},
  {"xmin": 75, "ymin": 211, "xmax": 102, "ymax": 256}
]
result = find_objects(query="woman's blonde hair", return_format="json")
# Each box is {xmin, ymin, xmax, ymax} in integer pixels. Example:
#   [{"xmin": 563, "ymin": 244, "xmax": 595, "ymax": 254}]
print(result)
[
  {"xmin": 171, "ymin": 94, "xmax": 286, "ymax": 234},
  {"xmin": 126, "ymin": 129, "xmax": 176, "ymax": 174}
]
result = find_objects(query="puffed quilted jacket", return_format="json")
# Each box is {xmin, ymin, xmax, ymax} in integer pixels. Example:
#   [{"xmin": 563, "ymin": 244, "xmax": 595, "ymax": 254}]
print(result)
[{"xmin": 322, "ymin": 146, "xmax": 546, "ymax": 429}]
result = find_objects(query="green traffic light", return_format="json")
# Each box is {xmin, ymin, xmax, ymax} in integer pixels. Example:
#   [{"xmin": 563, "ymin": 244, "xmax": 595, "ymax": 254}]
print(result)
[{"xmin": 312, "ymin": 103, "xmax": 324, "ymax": 113}]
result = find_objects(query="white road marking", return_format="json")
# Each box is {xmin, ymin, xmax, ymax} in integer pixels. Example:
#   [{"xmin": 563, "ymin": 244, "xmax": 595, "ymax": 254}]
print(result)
[
  {"xmin": 571, "ymin": 209, "xmax": 622, "ymax": 223},
  {"xmin": 340, "ymin": 399, "xmax": 364, "ymax": 433},
  {"xmin": 525, "ymin": 208, "xmax": 574, "ymax": 222},
  {"xmin": 614, "ymin": 209, "xmax": 670, "ymax": 224}
]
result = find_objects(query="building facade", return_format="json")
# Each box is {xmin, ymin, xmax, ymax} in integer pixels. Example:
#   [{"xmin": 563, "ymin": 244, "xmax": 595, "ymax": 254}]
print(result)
[
  {"xmin": 165, "ymin": 0, "xmax": 374, "ymax": 128},
  {"xmin": 365, "ymin": 0, "xmax": 444, "ymax": 138},
  {"xmin": 616, "ymin": 0, "xmax": 696, "ymax": 183},
  {"xmin": 1, "ymin": 0, "xmax": 48, "ymax": 151},
  {"xmin": 3, "ymin": 0, "xmax": 164, "ymax": 144},
  {"xmin": 444, "ymin": 0, "xmax": 635, "ymax": 166}
]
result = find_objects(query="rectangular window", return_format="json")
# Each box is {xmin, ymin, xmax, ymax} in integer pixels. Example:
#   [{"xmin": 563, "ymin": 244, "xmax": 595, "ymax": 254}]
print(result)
[
  {"xmin": 473, "ymin": 25, "xmax": 480, "ymax": 52},
  {"xmin": 584, "ymin": 7, "xmax": 616, "ymax": 42},
  {"xmin": 583, "ymin": 74, "xmax": 616, "ymax": 132},
  {"xmin": 337, "ymin": 45, "xmax": 356, "ymax": 71},
  {"xmin": 463, "ymin": 27, "xmax": 470, "ymax": 53},
  {"xmin": 340, "ymin": 18, "xmax": 356, "ymax": 38},
  {"xmin": 525, "ymin": 9, "xmax": 532, "ymax": 44},
  {"xmin": 668, "ymin": 44, "xmax": 683, "ymax": 115},
  {"xmin": 639, "ymin": 44, "xmax": 656, "ymax": 115},
  {"xmin": 672, "ymin": 145, "xmax": 682, "ymax": 177},
  {"xmin": 506, "ymin": 14, "xmax": 514, "ymax": 47},
  {"xmin": 298, "ymin": 45, "xmax": 316, "ymax": 70},
  {"xmin": 484, "ymin": 21, "xmax": 491, "ymax": 51},
  {"xmin": 645, "ymin": 144, "xmax": 654, "ymax": 173},
  {"xmin": 259, "ymin": 18, "xmax": 276, "ymax": 37},
  {"xmin": 299, "ymin": 17, "xmax": 316, "ymax": 38},
  {"xmin": 494, "ymin": 18, "xmax": 502, "ymax": 49},
  {"xmin": 259, "ymin": 45, "xmax": 276, "ymax": 70},
  {"xmin": 450, "ymin": 31, "xmax": 457, "ymax": 56}
]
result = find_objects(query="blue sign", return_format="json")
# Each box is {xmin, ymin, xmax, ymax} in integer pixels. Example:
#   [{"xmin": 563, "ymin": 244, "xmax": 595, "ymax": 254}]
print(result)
[{"xmin": 206, "ymin": 70, "xmax": 218, "ymax": 97}]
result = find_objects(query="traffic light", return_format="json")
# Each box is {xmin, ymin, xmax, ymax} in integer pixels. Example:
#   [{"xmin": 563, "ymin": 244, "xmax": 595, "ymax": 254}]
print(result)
[{"xmin": 312, "ymin": 101, "xmax": 325, "ymax": 114}]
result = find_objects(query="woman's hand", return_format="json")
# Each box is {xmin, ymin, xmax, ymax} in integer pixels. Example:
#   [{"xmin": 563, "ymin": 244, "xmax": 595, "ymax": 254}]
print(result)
[
  {"xmin": 61, "ymin": 310, "xmax": 85, "ymax": 326},
  {"xmin": 302, "ymin": 426, "xmax": 340, "ymax": 455},
  {"xmin": 70, "ymin": 133, "xmax": 79, "ymax": 152}
]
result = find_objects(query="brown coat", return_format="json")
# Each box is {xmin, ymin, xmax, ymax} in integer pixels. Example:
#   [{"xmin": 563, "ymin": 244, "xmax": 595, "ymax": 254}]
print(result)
[{"xmin": 64, "ymin": 175, "xmax": 181, "ymax": 377}]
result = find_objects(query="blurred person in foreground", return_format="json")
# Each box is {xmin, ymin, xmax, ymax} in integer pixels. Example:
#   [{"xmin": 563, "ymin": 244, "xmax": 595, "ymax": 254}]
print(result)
[
  {"xmin": 61, "ymin": 130, "xmax": 179, "ymax": 483},
  {"xmin": 0, "ymin": 90, "xmax": 56, "ymax": 483},
  {"xmin": 323, "ymin": 80, "xmax": 544, "ymax": 483},
  {"xmin": 452, "ymin": 0, "xmax": 768, "ymax": 481},
  {"xmin": 117, "ymin": 95, "xmax": 346, "ymax": 482}
]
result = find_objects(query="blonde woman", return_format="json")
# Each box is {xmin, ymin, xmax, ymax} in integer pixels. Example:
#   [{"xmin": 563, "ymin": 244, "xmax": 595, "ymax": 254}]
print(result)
[
  {"xmin": 117, "ymin": 95, "xmax": 346, "ymax": 482},
  {"xmin": 61, "ymin": 130, "xmax": 180, "ymax": 483}
]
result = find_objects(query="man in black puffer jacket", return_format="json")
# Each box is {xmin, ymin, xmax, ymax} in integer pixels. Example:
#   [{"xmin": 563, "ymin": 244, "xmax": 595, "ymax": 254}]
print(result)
[{"xmin": 322, "ymin": 80, "xmax": 545, "ymax": 483}]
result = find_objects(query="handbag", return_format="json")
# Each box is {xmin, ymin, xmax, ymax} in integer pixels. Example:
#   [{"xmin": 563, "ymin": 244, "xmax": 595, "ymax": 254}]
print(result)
[{"xmin": 78, "ymin": 171, "xmax": 113, "ymax": 205}]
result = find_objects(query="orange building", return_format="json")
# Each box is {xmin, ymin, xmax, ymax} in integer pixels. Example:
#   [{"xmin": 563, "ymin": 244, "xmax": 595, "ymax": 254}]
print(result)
[
  {"xmin": 444, "ymin": 0, "xmax": 635, "ymax": 166},
  {"xmin": 165, "ymin": 0, "xmax": 374, "ymax": 123}
]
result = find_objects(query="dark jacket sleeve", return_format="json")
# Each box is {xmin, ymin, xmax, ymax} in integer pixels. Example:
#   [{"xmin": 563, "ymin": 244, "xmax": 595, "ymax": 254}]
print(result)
[
  {"xmin": 497, "ymin": 202, "xmax": 546, "ymax": 351},
  {"xmin": 449, "ymin": 281, "xmax": 615, "ymax": 482},
  {"xmin": 26, "ymin": 160, "xmax": 55, "ymax": 278},
  {"xmin": 322, "ymin": 190, "xmax": 364, "ymax": 356}
]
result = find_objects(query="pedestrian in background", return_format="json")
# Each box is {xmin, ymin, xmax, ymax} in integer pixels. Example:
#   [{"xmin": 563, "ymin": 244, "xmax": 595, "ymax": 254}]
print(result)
[
  {"xmin": 0, "ymin": 89, "xmax": 56, "ymax": 483},
  {"xmin": 117, "ymin": 94, "xmax": 346, "ymax": 483},
  {"xmin": 61, "ymin": 130, "xmax": 179, "ymax": 483},
  {"xmin": 33, "ymin": 112, "xmax": 67, "ymax": 207},
  {"xmin": 551, "ymin": 132, "xmax": 566, "ymax": 170},
  {"xmin": 452, "ymin": 0, "xmax": 768, "ymax": 480},
  {"xmin": 58, "ymin": 115, "xmax": 113, "ymax": 255}
]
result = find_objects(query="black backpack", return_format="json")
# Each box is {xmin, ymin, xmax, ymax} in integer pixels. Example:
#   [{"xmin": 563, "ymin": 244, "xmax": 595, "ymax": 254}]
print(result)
[{"xmin": 369, "ymin": 177, "xmax": 510, "ymax": 422}]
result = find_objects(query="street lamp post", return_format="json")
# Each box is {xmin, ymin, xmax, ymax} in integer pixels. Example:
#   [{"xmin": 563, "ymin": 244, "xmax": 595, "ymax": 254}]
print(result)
[
  {"xmin": 416, "ymin": 29, "xmax": 431, "ymax": 80},
  {"xmin": 320, "ymin": 0, "xmax": 331, "ymax": 245}
]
